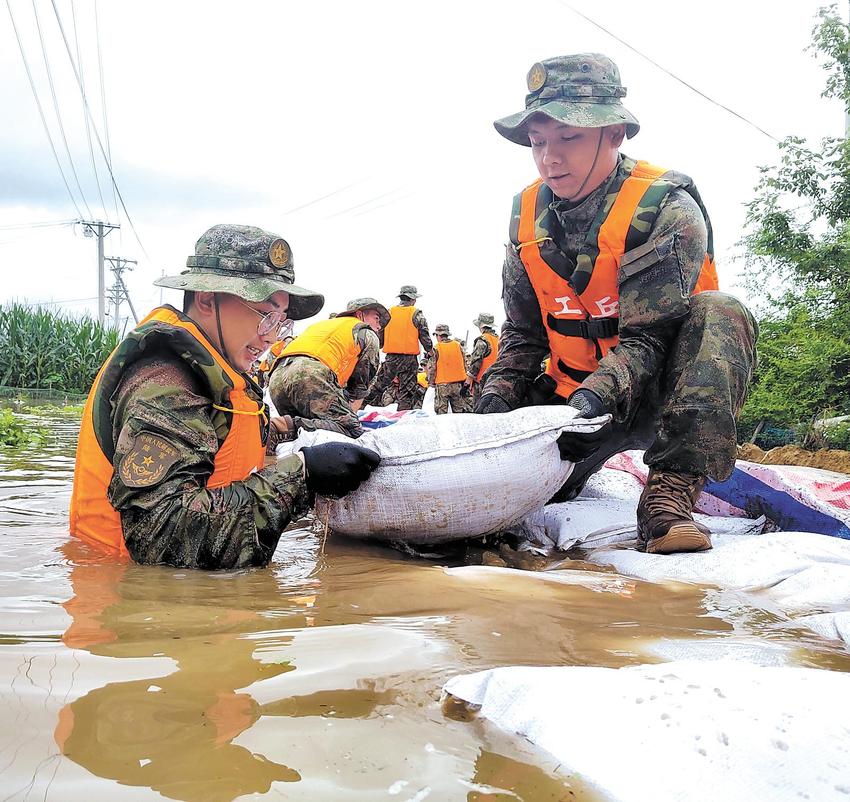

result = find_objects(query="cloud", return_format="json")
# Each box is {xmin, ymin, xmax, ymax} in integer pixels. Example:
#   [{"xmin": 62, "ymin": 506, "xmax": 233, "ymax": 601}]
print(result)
[{"xmin": 0, "ymin": 143, "xmax": 271, "ymax": 218}]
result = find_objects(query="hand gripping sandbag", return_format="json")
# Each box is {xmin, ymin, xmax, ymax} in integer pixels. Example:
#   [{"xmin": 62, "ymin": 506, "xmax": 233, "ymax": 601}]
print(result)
[{"xmin": 313, "ymin": 407, "xmax": 608, "ymax": 544}]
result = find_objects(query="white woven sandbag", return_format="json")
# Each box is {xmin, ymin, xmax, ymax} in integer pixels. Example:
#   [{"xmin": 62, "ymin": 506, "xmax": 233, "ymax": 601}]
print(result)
[
  {"xmin": 443, "ymin": 659, "xmax": 850, "ymax": 802},
  {"xmin": 313, "ymin": 407, "xmax": 607, "ymax": 544}
]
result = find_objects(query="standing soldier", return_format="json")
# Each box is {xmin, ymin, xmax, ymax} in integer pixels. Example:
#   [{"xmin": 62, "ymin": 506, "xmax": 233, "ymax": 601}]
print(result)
[
  {"xmin": 428, "ymin": 324, "xmax": 471, "ymax": 415},
  {"xmin": 366, "ymin": 285, "xmax": 432, "ymax": 409},
  {"xmin": 466, "ymin": 312, "xmax": 500, "ymax": 407},
  {"xmin": 69, "ymin": 225, "xmax": 380, "ymax": 569},
  {"xmin": 268, "ymin": 298, "xmax": 389, "ymax": 438},
  {"xmin": 477, "ymin": 54, "xmax": 757, "ymax": 554}
]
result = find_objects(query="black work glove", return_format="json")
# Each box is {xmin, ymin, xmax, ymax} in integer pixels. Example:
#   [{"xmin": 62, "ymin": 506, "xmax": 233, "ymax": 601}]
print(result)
[
  {"xmin": 474, "ymin": 393, "xmax": 511, "ymax": 414},
  {"xmin": 301, "ymin": 442, "xmax": 381, "ymax": 497},
  {"xmin": 556, "ymin": 389, "xmax": 612, "ymax": 462}
]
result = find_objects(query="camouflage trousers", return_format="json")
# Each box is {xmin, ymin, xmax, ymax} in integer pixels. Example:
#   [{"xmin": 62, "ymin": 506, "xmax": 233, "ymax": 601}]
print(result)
[
  {"xmin": 366, "ymin": 353, "xmax": 420, "ymax": 410},
  {"xmin": 552, "ymin": 292, "xmax": 757, "ymax": 498},
  {"xmin": 269, "ymin": 356, "xmax": 364, "ymax": 438},
  {"xmin": 434, "ymin": 381, "xmax": 472, "ymax": 415}
]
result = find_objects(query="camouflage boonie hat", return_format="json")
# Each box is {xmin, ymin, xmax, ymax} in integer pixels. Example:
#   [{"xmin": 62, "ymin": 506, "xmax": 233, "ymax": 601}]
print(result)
[
  {"xmin": 154, "ymin": 224, "xmax": 325, "ymax": 320},
  {"xmin": 337, "ymin": 297, "xmax": 391, "ymax": 329},
  {"xmin": 473, "ymin": 312, "xmax": 495, "ymax": 328},
  {"xmin": 398, "ymin": 284, "xmax": 421, "ymax": 299},
  {"xmin": 434, "ymin": 323, "xmax": 451, "ymax": 335},
  {"xmin": 494, "ymin": 53, "xmax": 640, "ymax": 146}
]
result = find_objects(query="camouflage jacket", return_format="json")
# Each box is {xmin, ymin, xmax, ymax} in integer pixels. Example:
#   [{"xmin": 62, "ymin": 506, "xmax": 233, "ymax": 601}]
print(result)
[
  {"xmin": 467, "ymin": 329, "xmax": 496, "ymax": 380},
  {"xmin": 348, "ymin": 325, "xmax": 381, "ymax": 400},
  {"xmin": 107, "ymin": 355, "xmax": 311, "ymax": 569},
  {"xmin": 483, "ymin": 156, "xmax": 708, "ymax": 423}
]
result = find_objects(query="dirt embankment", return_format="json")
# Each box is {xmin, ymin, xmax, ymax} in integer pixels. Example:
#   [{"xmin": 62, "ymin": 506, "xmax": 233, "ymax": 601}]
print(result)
[{"xmin": 737, "ymin": 443, "xmax": 850, "ymax": 475}]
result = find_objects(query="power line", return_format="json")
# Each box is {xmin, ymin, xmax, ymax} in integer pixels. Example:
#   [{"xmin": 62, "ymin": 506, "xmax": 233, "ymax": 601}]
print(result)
[
  {"xmin": 285, "ymin": 180, "xmax": 364, "ymax": 214},
  {"xmin": 0, "ymin": 219, "xmax": 77, "ymax": 231},
  {"xmin": 30, "ymin": 0, "xmax": 93, "ymax": 217},
  {"xmin": 558, "ymin": 1, "xmax": 780, "ymax": 143},
  {"xmin": 70, "ymin": 0, "xmax": 107, "ymax": 218},
  {"xmin": 16, "ymin": 296, "xmax": 99, "ymax": 306},
  {"xmin": 6, "ymin": 0, "xmax": 82, "ymax": 218},
  {"xmin": 49, "ymin": 0, "xmax": 150, "ymax": 260},
  {"xmin": 94, "ymin": 0, "xmax": 119, "ymax": 232}
]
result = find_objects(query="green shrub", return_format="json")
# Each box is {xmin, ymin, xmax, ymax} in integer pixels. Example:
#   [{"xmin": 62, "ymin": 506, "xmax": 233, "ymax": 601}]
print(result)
[
  {"xmin": 0, "ymin": 409, "xmax": 48, "ymax": 448},
  {"xmin": 825, "ymin": 421, "xmax": 850, "ymax": 450}
]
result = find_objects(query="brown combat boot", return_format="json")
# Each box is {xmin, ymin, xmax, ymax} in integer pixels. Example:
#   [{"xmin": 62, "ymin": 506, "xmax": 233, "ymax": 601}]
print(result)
[{"xmin": 637, "ymin": 470, "xmax": 712, "ymax": 554}]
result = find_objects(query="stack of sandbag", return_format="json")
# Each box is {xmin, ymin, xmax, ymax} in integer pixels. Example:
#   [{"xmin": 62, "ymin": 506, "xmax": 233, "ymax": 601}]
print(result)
[{"xmin": 279, "ymin": 407, "xmax": 608, "ymax": 544}]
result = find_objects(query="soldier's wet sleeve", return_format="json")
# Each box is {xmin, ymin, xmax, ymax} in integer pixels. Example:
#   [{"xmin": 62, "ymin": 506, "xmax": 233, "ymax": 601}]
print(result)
[
  {"xmin": 582, "ymin": 188, "xmax": 709, "ymax": 423},
  {"xmin": 414, "ymin": 310, "xmax": 433, "ymax": 353},
  {"xmin": 466, "ymin": 336, "xmax": 491, "ymax": 379},
  {"xmin": 480, "ymin": 244, "xmax": 549, "ymax": 408},
  {"xmin": 347, "ymin": 327, "xmax": 380, "ymax": 401},
  {"xmin": 107, "ymin": 360, "xmax": 311, "ymax": 570}
]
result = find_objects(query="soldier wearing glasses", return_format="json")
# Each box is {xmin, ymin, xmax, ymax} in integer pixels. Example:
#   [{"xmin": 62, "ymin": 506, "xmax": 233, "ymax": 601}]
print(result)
[{"xmin": 70, "ymin": 225, "xmax": 380, "ymax": 569}]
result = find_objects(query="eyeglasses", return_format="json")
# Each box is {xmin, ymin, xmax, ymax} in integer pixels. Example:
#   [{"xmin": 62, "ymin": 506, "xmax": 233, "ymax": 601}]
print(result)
[{"xmin": 237, "ymin": 298, "xmax": 293, "ymax": 339}]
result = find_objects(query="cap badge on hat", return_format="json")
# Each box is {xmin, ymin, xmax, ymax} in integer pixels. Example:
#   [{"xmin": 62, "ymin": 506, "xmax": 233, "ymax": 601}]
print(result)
[
  {"xmin": 527, "ymin": 62, "xmax": 547, "ymax": 92},
  {"xmin": 269, "ymin": 239, "xmax": 290, "ymax": 268}
]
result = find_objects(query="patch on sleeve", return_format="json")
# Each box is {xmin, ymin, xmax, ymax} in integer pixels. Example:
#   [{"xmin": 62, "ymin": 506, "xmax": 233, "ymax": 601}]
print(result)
[{"xmin": 118, "ymin": 432, "xmax": 180, "ymax": 488}]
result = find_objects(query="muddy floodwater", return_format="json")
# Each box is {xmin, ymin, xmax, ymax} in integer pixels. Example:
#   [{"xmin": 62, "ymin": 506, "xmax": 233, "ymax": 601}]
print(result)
[{"xmin": 2, "ymin": 407, "xmax": 849, "ymax": 802}]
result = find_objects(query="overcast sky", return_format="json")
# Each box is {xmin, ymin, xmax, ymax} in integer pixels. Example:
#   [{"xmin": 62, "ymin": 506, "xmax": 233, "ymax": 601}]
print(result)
[{"xmin": 0, "ymin": 0, "xmax": 843, "ymax": 339}]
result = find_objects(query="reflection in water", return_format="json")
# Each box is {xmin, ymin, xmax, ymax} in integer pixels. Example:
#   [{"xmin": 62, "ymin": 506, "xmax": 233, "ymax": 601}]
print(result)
[{"xmin": 55, "ymin": 543, "xmax": 301, "ymax": 801}]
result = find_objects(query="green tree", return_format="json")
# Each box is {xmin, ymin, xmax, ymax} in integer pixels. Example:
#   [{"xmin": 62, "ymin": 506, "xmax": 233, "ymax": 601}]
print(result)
[{"xmin": 740, "ymin": 4, "xmax": 850, "ymax": 438}]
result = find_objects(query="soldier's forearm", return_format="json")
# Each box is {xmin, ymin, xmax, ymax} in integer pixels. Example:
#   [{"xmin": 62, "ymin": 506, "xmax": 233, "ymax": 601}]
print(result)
[
  {"xmin": 293, "ymin": 416, "xmax": 352, "ymax": 436},
  {"xmin": 583, "ymin": 328, "xmax": 673, "ymax": 422},
  {"xmin": 119, "ymin": 455, "xmax": 310, "ymax": 569}
]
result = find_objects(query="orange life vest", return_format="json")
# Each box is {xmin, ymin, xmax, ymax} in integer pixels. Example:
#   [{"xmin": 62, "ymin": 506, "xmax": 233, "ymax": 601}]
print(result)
[
  {"xmin": 280, "ymin": 316, "xmax": 362, "ymax": 385},
  {"xmin": 511, "ymin": 157, "xmax": 719, "ymax": 398},
  {"xmin": 434, "ymin": 340, "xmax": 467, "ymax": 384},
  {"xmin": 69, "ymin": 306, "xmax": 267, "ymax": 557},
  {"xmin": 259, "ymin": 339, "xmax": 287, "ymax": 373},
  {"xmin": 476, "ymin": 331, "xmax": 500, "ymax": 382},
  {"xmin": 382, "ymin": 305, "xmax": 420, "ymax": 354}
]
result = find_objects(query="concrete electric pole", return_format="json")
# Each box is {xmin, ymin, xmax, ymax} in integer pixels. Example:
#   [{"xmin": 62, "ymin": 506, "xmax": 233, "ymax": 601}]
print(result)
[{"xmin": 79, "ymin": 220, "xmax": 120, "ymax": 325}]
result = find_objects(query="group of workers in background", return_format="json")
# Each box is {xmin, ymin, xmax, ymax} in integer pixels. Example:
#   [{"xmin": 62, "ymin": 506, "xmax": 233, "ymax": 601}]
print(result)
[{"xmin": 252, "ymin": 284, "xmax": 501, "ymax": 429}]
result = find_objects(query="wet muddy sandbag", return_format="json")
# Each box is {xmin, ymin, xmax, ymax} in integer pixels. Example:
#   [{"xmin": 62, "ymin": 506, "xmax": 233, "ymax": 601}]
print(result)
[{"xmin": 309, "ymin": 407, "xmax": 606, "ymax": 544}]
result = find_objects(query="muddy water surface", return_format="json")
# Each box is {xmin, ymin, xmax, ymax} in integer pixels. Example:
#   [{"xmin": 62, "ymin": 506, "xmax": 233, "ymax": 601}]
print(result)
[{"xmin": 1, "ymin": 409, "xmax": 849, "ymax": 802}]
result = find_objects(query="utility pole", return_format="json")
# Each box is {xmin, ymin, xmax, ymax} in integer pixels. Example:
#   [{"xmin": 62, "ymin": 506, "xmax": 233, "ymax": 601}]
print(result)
[
  {"xmin": 105, "ymin": 256, "xmax": 138, "ymax": 330},
  {"xmin": 79, "ymin": 220, "xmax": 119, "ymax": 325}
]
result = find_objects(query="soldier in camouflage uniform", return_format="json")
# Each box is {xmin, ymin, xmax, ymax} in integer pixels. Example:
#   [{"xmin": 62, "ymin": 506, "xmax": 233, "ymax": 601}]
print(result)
[
  {"xmin": 428, "ymin": 324, "xmax": 472, "ymax": 414},
  {"xmin": 267, "ymin": 298, "xmax": 388, "ymax": 439},
  {"xmin": 466, "ymin": 312, "xmax": 499, "ymax": 408},
  {"xmin": 365, "ymin": 285, "xmax": 433, "ymax": 409},
  {"xmin": 478, "ymin": 55, "xmax": 757, "ymax": 555},
  {"xmin": 70, "ymin": 225, "xmax": 380, "ymax": 569}
]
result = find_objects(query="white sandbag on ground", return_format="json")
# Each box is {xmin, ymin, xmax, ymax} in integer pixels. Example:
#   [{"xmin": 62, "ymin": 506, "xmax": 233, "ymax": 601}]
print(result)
[
  {"xmin": 444, "ymin": 660, "xmax": 850, "ymax": 802},
  {"xmin": 311, "ymin": 407, "xmax": 608, "ymax": 544},
  {"xmin": 585, "ymin": 530, "xmax": 850, "ymax": 593},
  {"xmin": 516, "ymin": 497, "xmax": 766, "ymax": 552},
  {"xmin": 794, "ymin": 611, "xmax": 850, "ymax": 645}
]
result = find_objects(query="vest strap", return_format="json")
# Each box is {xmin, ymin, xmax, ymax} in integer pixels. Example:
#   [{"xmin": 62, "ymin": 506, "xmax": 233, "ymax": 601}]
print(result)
[
  {"xmin": 546, "ymin": 314, "xmax": 620, "ymax": 340},
  {"xmin": 556, "ymin": 359, "xmax": 593, "ymax": 383}
]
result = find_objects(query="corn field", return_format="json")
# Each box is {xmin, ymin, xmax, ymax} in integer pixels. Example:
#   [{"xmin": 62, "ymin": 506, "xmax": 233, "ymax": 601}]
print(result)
[{"xmin": 0, "ymin": 304, "xmax": 118, "ymax": 393}]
